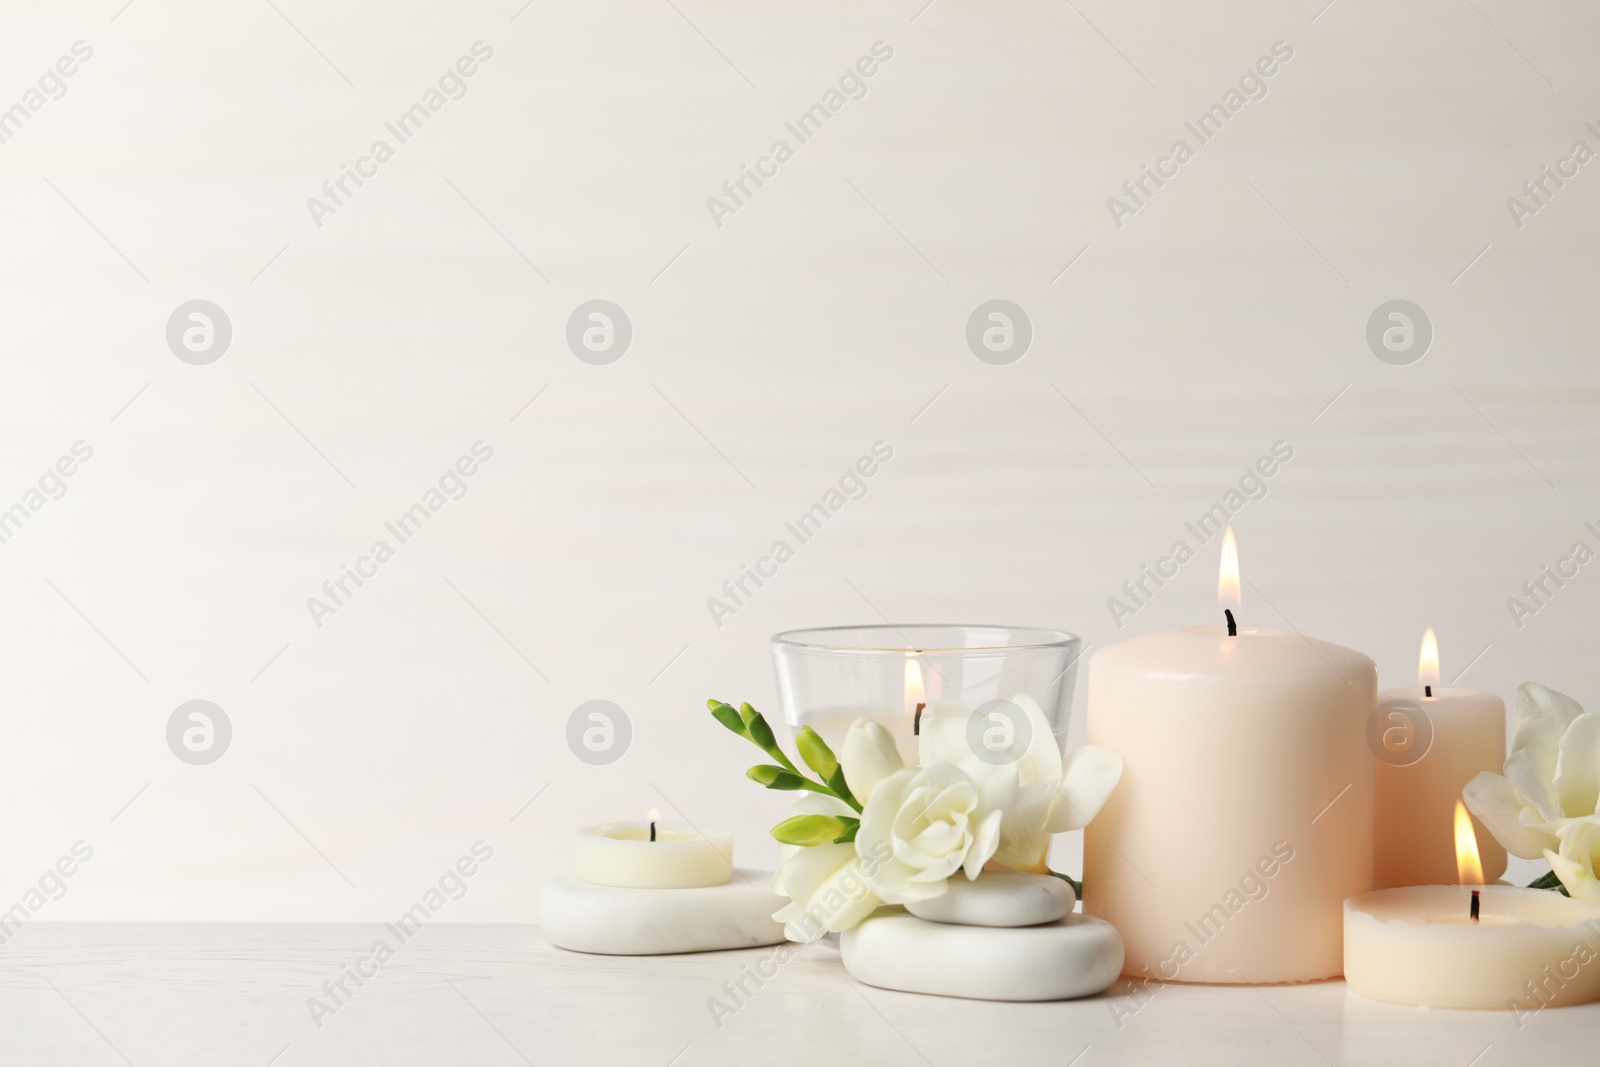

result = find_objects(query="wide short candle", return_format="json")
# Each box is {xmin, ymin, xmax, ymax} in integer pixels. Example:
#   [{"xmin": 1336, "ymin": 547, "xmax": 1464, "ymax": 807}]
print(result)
[
  {"xmin": 1346, "ymin": 809, "xmax": 1600, "ymax": 1009},
  {"xmin": 543, "ymin": 812, "xmax": 784, "ymax": 955},
  {"xmin": 576, "ymin": 819, "xmax": 732, "ymax": 889},
  {"xmin": 1085, "ymin": 529, "xmax": 1376, "ymax": 983},
  {"xmin": 1373, "ymin": 628, "xmax": 1506, "ymax": 887},
  {"xmin": 1345, "ymin": 886, "xmax": 1600, "ymax": 1009}
]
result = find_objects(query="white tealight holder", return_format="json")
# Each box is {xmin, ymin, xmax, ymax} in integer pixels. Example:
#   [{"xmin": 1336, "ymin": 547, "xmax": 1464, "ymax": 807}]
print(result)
[{"xmin": 541, "ymin": 819, "xmax": 786, "ymax": 955}]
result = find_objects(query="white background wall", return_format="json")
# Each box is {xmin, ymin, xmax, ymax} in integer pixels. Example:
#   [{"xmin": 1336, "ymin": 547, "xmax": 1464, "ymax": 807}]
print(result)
[{"xmin": 1, "ymin": 0, "xmax": 1597, "ymax": 920}]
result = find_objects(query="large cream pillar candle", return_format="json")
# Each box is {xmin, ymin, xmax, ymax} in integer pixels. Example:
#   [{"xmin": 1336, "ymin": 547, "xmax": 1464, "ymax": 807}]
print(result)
[
  {"xmin": 1373, "ymin": 629, "xmax": 1506, "ymax": 887},
  {"xmin": 1084, "ymin": 530, "xmax": 1376, "ymax": 984}
]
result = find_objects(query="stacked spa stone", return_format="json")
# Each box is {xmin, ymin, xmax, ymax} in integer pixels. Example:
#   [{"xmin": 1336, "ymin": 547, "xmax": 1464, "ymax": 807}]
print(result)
[{"xmin": 841, "ymin": 872, "xmax": 1124, "ymax": 1001}]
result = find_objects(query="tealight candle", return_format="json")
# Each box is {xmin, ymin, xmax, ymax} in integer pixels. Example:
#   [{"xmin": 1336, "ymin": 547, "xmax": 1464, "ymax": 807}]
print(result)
[
  {"xmin": 576, "ymin": 814, "xmax": 733, "ymax": 889},
  {"xmin": 541, "ymin": 810, "xmax": 786, "ymax": 956},
  {"xmin": 1345, "ymin": 804, "xmax": 1600, "ymax": 1009},
  {"xmin": 1372, "ymin": 628, "xmax": 1507, "ymax": 887}
]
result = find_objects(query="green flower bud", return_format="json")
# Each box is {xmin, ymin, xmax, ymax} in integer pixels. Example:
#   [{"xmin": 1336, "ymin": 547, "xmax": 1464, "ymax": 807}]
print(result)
[
  {"xmin": 709, "ymin": 701, "xmax": 746, "ymax": 736},
  {"xmin": 771, "ymin": 813, "xmax": 850, "ymax": 847},
  {"xmin": 747, "ymin": 765, "xmax": 805, "ymax": 790},
  {"xmin": 744, "ymin": 710, "xmax": 778, "ymax": 752},
  {"xmin": 796, "ymin": 726, "xmax": 838, "ymax": 781}
]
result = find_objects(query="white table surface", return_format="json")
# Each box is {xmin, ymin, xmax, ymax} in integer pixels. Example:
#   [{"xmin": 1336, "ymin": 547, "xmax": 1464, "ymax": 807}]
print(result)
[{"xmin": 0, "ymin": 922, "xmax": 1586, "ymax": 1065}]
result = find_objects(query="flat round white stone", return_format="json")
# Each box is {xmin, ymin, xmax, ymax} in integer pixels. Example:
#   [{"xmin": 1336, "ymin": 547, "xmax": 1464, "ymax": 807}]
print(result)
[
  {"xmin": 540, "ymin": 869, "xmax": 786, "ymax": 955},
  {"xmin": 907, "ymin": 872, "xmax": 1075, "ymax": 927},
  {"xmin": 842, "ymin": 910, "xmax": 1123, "ymax": 1001}
]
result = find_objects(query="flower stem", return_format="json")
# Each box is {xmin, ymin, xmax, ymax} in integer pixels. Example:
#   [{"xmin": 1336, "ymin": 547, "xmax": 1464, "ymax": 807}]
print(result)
[
  {"xmin": 1048, "ymin": 869, "xmax": 1083, "ymax": 898},
  {"xmin": 1527, "ymin": 868, "xmax": 1570, "ymax": 895}
]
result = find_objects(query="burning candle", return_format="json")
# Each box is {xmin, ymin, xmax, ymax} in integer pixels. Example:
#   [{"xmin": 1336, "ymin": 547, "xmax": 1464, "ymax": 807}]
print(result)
[
  {"xmin": 1345, "ymin": 803, "xmax": 1600, "ymax": 1009},
  {"xmin": 541, "ymin": 812, "xmax": 784, "ymax": 955},
  {"xmin": 1372, "ymin": 629, "xmax": 1507, "ymax": 887},
  {"xmin": 907, "ymin": 656, "xmax": 926, "ymax": 741},
  {"xmin": 574, "ymin": 811, "xmax": 732, "ymax": 889},
  {"xmin": 1085, "ymin": 528, "xmax": 1377, "ymax": 983}
]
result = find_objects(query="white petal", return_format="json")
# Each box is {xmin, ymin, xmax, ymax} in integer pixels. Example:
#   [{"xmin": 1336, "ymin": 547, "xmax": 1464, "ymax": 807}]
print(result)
[
  {"xmin": 864, "ymin": 854, "xmax": 951, "ymax": 903},
  {"xmin": 1505, "ymin": 683, "xmax": 1586, "ymax": 822},
  {"xmin": 975, "ymin": 761, "xmax": 1020, "ymax": 821},
  {"xmin": 810, "ymin": 860, "xmax": 882, "ymax": 933},
  {"xmin": 771, "ymin": 842, "xmax": 857, "ymax": 904},
  {"xmin": 857, "ymin": 767, "xmax": 916, "ymax": 867},
  {"xmin": 963, "ymin": 808, "xmax": 1004, "ymax": 879},
  {"xmin": 1009, "ymin": 693, "xmax": 1064, "ymax": 787},
  {"xmin": 841, "ymin": 719, "xmax": 905, "ymax": 804},
  {"xmin": 1516, "ymin": 682, "xmax": 1587, "ymax": 746},
  {"xmin": 1463, "ymin": 772, "xmax": 1560, "ymax": 859},
  {"xmin": 788, "ymin": 792, "xmax": 856, "ymax": 818},
  {"xmin": 992, "ymin": 783, "xmax": 1054, "ymax": 870},
  {"xmin": 818, "ymin": 887, "xmax": 882, "ymax": 934},
  {"xmin": 1555, "ymin": 713, "xmax": 1600, "ymax": 818},
  {"xmin": 910, "ymin": 852, "xmax": 966, "ymax": 883},
  {"xmin": 1546, "ymin": 845, "xmax": 1600, "ymax": 903},
  {"xmin": 776, "ymin": 856, "xmax": 883, "ymax": 941},
  {"xmin": 1048, "ymin": 745, "xmax": 1124, "ymax": 832},
  {"xmin": 916, "ymin": 704, "xmax": 975, "ymax": 769},
  {"xmin": 1506, "ymin": 742, "xmax": 1565, "ymax": 824}
]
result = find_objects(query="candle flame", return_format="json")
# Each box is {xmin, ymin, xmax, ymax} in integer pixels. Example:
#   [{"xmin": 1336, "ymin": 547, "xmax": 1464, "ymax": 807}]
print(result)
[
  {"xmin": 647, "ymin": 808, "xmax": 660, "ymax": 822},
  {"xmin": 904, "ymin": 657, "xmax": 925, "ymax": 708},
  {"xmin": 1454, "ymin": 801, "xmax": 1483, "ymax": 886},
  {"xmin": 1419, "ymin": 627, "xmax": 1440, "ymax": 691},
  {"xmin": 1218, "ymin": 527, "xmax": 1241, "ymax": 614}
]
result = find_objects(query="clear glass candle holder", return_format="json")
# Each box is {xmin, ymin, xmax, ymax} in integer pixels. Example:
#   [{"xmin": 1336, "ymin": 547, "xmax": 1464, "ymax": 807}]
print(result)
[{"xmin": 770, "ymin": 624, "xmax": 1082, "ymax": 763}]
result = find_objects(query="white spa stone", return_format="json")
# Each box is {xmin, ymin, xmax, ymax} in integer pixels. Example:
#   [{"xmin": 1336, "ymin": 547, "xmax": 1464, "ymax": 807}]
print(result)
[
  {"xmin": 841, "ymin": 910, "xmax": 1123, "ymax": 1001},
  {"xmin": 906, "ymin": 872, "xmax": 1075, "ymax": 927},
  {"xmin": 540, "ymin": 869, "xmax": 787, "ymax": 955}
]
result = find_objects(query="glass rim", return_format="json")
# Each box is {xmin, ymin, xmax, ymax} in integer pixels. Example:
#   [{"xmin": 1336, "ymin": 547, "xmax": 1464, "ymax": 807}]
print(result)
[{"xmin": 770, "ymin": 623, "xmax": 1080, "ymax": 656}]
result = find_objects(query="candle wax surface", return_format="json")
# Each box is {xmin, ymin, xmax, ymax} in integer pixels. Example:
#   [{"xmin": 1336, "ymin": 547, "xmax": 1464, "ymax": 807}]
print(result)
[
  {"xmin": 576, "ymin": 821, "xmax": 733, "ymax": 889},
  {"xmin": 1085, "ymin": 624, "xmax": 1377, "ymax": 984},
  {"xmin": 1344, "ymin": 885, "xmax": 1600, "ymax": 1010},
  {"xmin": 1373, "ymin": 685, "xmax": 1506, "ymax": 887}
]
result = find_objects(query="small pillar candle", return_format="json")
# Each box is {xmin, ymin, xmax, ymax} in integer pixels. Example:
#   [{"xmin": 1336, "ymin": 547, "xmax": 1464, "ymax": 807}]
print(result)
[{"xmin": 1373, "ymin": 628, "xmax": 1507, "ymax": 887}]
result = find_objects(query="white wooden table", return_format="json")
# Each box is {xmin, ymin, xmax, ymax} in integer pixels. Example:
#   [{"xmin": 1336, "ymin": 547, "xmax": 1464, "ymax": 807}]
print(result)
[{"xmin": 0, "ymin": 923, "xmax": 1588, "ymax": 1065}]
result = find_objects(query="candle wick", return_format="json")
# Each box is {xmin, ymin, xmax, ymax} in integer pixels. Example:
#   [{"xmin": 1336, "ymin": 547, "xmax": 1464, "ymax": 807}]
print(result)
[
  {"xmin": 1224, "ymin": 609, "xmax": 1237, "ymax": 637},
  {"xmin": 1470, "ymin": 889, "xmax": 1480, "ymax": 923},
  {"xmin": 649, "ymin": 821, "xmax": 656, "ymax": 843},
  {"xmin": 913, "ymin": 703, "xmax": 925, "ymax": 736},
  {"xmin": 1425, "ymin": 685, "xmax": 1433, "ymax": 698}
]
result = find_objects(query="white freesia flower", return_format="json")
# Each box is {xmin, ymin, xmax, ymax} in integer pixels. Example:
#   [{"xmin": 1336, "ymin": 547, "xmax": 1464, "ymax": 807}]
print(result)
[
  {"xmin": 1464, "ymin": 683, "xmax": 1600, "ymax": 877},
  {"xmin": 1548, "ymin": 816, "xmax": 1600, "ymax": 902},
  {"xmin": 857, "ymin": 761, "xmax": 1009, "ymax": 903},
  {"xmin": 769, "ymin": 794, "xmax": 882, "ymax": 942},
  {"xmin": 917, "ymin": 695, "xmax": 1123, "ymax": 870},
  {"xmin": 769, "ymin": 701, "xmax": 1123, "ymax": 934},
  {"xmin": 770, "ymin": 721, "xmax": 908, "ymax": 941},
  {"xmin": 841, "ymin": 718, "xmax": 904, "ymax": 802}
]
